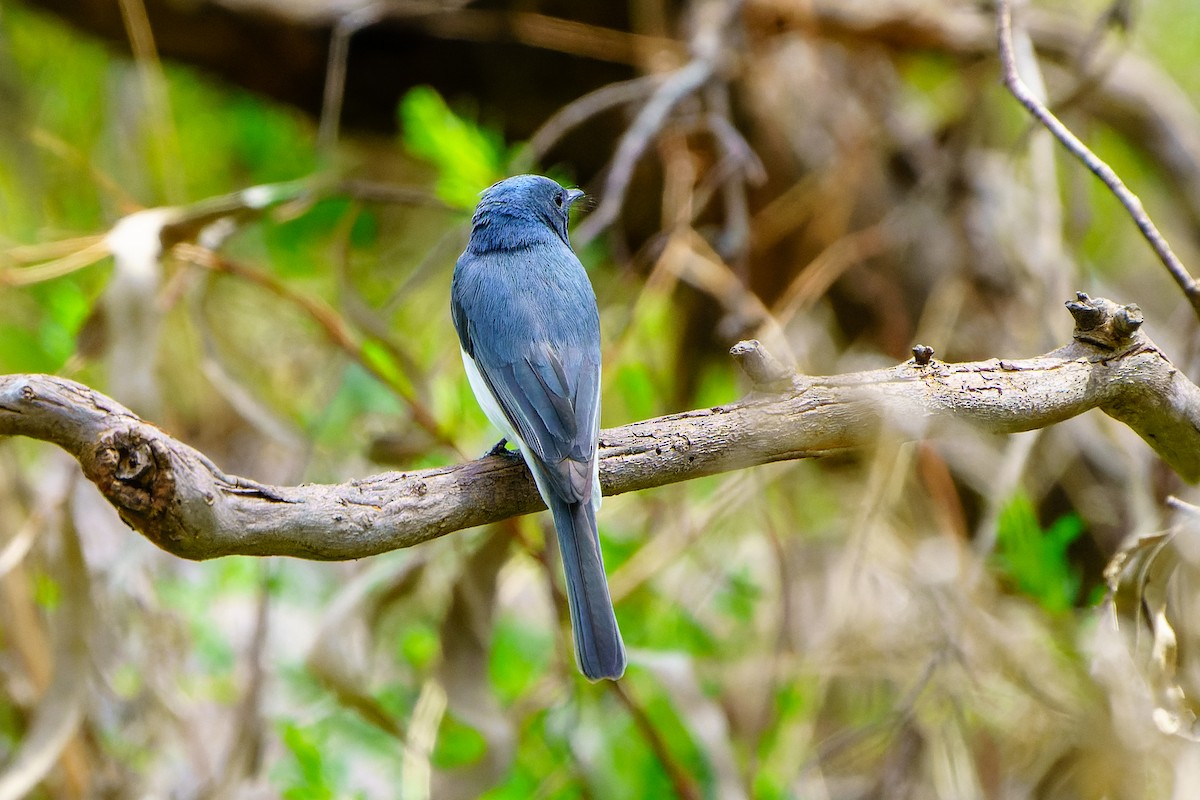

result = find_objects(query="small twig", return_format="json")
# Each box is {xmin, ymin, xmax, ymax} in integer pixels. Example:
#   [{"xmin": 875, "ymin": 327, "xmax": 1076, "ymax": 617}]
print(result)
[
  {"xmin": 1074, "ymin": 0, "xmax": 1135, "ymax": 74},
  {"xmin": 610, "ymin": 681, "xmax": 702, "ymax": 800},
  {"xmin": 702, "ymin": 83, "xmax": 761, "ymax": 268},
  {"xmin": 0, "ymin": 495, "xmax": 91, "ymax": 800},
  {"xmin": 767, "ymin": 220, "xmax": 894, "ymax": 330},
  {"xmin": 413, "ymin": 8, "xmax": 682, "ymax": 67},
  {"xmin": 729, "ymin": 339, "xmax": 792, "ymax": 387},
  {"xmin": 995, "ymin": 0, "xmax": 1200, "ymax": 321},
  {"xmin": 191, "ymin": 287, "xmax": 307, "ymax": 452},
  {"xmin": 574, "ymin": 60, "xmax": 715, "ymax": 246},
  {"xmin": 1166, "ymin": 496, "xmax": 1200, "ymax": 518},
  {"xmin": 203, "ymin": 566, "xmax": 272, "ymax": 795},
  {"xmin": 1035, "ymin": 0, "xmax": 1131, "ymax": 122},
  {"xmin": 515, "ymin": 74, "xmax": 665, "ymax": 170},
  {"xmin": 332, "ymin": 205, "xmax": 425, "ymax": 400},
  {"xmin": 117, "ymin": 0, "xmax": 184, "ymax": 203},
  {"xmin": 176, "ymin": 244, "xmax": 460, "ymax": 455},
  {"xmin": 661, "ymin": 103, "xmax": 764, "ymax": 265},
  {"xmin": 318, "ymin": 4, "xmax": 387, "ymax": 152},
  {"xmin": 29, "ymin": 130, "xmax": 142, "ymax": 212},
  {"xmin": 332, "ymin": 179, "xmax": 456, "ymax": 211},
  {"xmin": 575, "ymin": 0, "xmax": 744, "ymax": 246},
  {"xmin": 0, "ymin": 237, "xmax": 110, "ymax": 287}
]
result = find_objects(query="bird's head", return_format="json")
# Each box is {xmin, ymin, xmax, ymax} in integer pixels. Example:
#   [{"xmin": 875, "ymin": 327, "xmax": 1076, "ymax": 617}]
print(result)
[{"xmin": 468, "ymin": 175, "xmax": 586, "ymax": 253}]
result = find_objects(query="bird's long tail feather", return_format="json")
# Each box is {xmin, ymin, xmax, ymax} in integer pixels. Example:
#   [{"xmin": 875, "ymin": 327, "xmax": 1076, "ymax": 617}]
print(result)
[{"xmin": 548, "ymin": 498, "xmax": 626, "ymax": 681}]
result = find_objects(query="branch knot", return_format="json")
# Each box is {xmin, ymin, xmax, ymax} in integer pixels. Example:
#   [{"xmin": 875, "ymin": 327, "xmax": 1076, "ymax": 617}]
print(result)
[
  {"xmin": 730, "ymin": 339, "xmax": 793, "ymax": 388},
  {"xmin": 87, "ymin": 430, "xmax": 176, "ymax": 523},
  {"xmin": 912, "ymin": 345, "xmax": 935, "ymax": 367},
  {"xmin": 1066, "ymin": 292, "xmax": 1144, "ymax": 351}
]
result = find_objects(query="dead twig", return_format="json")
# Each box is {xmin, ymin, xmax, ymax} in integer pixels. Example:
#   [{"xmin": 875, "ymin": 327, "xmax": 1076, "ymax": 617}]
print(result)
[
  {"xmin": 0, "ymin": 492, "xmax": 92, "ymax": 800},
  {"xmin": 516, "ymin": 74, "xmax": 666, "ymax": 170},
  {"xmin": 176, "ymin": 243, "xmax": 460, "ymax": 456},
  {"xmin": 995, "ymin": 0, "xmax": 1200, "ymax": 320},
  {"xmin": 611, "ymin": 681, "xmax": 703, "ymax": 800},
  {"xmin": 318, "ymin": 4, "xmax": 387, "ymax": 152},
  {"xmin": 413, "ymin": 8, "xmax": 681, "ymax": 68},
  {"xmin": 575, "ymin": 0, "xmax": 745, "ymax": 246}
]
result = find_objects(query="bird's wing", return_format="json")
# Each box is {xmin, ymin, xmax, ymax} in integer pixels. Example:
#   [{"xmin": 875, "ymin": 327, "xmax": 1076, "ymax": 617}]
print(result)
[
  {"xmin": 452, "ymin": 244, "xmax": 602, "ymax": 505},
  {"xmin": 475, "ymin": 340, "xmax": 600, "ymax": 505}
]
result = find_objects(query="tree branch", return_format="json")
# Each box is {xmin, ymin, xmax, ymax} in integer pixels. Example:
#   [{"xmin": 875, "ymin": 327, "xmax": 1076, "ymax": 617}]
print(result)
[
  {"xmin": 1, "ymin": 295, "xmax": 1197, "ymax": 561},
  {"xmin": 573, "ymin": 0, "xmax": 744, "ymax": 246},
  {"xmin": 994, "ymin": 0, "xmax": 1200, "ymax": 321}
]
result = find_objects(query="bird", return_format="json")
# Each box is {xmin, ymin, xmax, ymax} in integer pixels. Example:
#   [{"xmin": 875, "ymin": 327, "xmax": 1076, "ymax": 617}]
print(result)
[{"xmin": 451, "ymin": 174, "xmax": 626, "ymax": 681}]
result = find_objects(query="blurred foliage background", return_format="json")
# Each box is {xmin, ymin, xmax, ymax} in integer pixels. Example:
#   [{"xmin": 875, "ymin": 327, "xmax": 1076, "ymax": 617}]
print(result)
[{"xmin": 4, "ymin": 0, "xmax": 1200, "ymax": 797}]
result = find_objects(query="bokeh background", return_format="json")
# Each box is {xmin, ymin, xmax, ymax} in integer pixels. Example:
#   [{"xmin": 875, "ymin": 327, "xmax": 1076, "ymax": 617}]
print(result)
[{"xmin": 4, "ymin": 0, "xmax": 1200, "ymax": 797}]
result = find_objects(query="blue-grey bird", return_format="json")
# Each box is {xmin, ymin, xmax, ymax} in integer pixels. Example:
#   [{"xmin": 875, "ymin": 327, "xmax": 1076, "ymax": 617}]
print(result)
[{"xmin": 451, "ymin": 174, "xmax": 626, "ymax": 681}]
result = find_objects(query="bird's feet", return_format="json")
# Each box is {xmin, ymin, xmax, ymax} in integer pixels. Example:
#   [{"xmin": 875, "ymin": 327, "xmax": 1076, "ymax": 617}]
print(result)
[{"xmin": 486, "ymin": 438, "xmax": 521, "ymax": 459}]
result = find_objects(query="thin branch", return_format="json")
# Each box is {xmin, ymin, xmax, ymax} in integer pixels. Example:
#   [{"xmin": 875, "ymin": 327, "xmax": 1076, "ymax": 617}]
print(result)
[
  {"xmin": 318, "ymin": 4, "xmax": 387, "ymax": 152},
  {"xmin": 0, "ymin": 237, "xmax": 110, "ymax": 287},
  {"xmin": 332, "ymin": 180, "xmax": 455, "ymax": 211},
  {"xmin": 1, "ymin": 296, "xmax": 1197, "ymax": 562},
  {"xmin": 995, "ymin": 0, "xmax": 1200, "ymax": 320},
  {"xmin": 574, "ymin": 0, "xmax": 744, "ymax": 246},
  {"xmin": 611, "ymin": 680, "xmax": 702, "ymax": 800},
  {"xmin": 515, "ymin": 74, "xmax": 665, "ymax": 171},
  {"xmin": 0, "ymin": 496, "xmax": 91, "ymax": 800},
  {"xmin": 771, "ymin": 1, "xmax": 1200, "ymax": 258},
  {"xmin": 573, "ymin": 61, "xmax": 715, "ymax": 246},
  {"xmin": 412, "ymin": 8, "xmax": 682, "ymax": 68},
  {"xmin": 202, "ymin": 565, "xmax": 272, "ymax": 796},
  {"xmin": 176, "ymin": 243, "xmax": 460, "ymax": 456}
]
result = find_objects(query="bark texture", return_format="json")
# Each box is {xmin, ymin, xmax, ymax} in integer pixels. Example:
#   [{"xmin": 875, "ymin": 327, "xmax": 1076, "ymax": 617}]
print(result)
[{"xmin": 1, "ymin": 295, "xmax": 1195, "ymax": 561}]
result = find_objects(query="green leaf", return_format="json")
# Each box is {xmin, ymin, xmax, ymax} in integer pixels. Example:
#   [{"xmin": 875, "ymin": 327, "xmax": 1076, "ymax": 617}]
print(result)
[
  {"xmin": 715, "ymin": 566, "xmax": 761, "ymax": 622},
  {"xmin": 398, "ymin": 86, "xmax": 508, "ymax": 209},
  {"xmin": 279, "ymin": 721, "xmax": 334, "ymax": 800},
  {"xmin": 488, "ymin": 617, "xmax": 552, "ymax": 703},
  {"xmin": 308, "ymin": 362, "xmax": 404, "ymax": 447},
  {"xmin": 0, "ymin": 324, "xmax": 59, "ymax": 373},
  {"xmin": 993, "ymin": 493, "xmax": 1084, "ymax": 613},
  {"xmin": 398, "ymin": 622, "xmax": 440, "ymax": 672},
  {"xmin": 432, "ymin": 712, "xmax": 488, "ymax": 769},
  {"xmin": 613, "ymin": 361, "xmax": 659, "ymax": 423},
  {"xmin": 33, "ymin": 571, "xmax": 61, "ymax": 610}
]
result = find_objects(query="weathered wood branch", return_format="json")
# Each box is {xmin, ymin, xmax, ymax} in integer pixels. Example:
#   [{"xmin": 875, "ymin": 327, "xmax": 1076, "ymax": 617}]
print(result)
[{"xmin": 1, "ymin": 295, "xmax": 1197, "ymax": 561}]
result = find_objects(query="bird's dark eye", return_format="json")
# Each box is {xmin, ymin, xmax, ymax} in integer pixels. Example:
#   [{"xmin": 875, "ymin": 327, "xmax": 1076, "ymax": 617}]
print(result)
[{"xmin": 554, "ymin": 192, "xmax": 564, "ymax": 208}]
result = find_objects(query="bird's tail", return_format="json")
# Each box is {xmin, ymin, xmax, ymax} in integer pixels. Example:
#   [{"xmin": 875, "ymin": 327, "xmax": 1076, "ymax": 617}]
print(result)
[{"xmin": 549, "ymin": 498, "xmax": 626, "ymax": 681}]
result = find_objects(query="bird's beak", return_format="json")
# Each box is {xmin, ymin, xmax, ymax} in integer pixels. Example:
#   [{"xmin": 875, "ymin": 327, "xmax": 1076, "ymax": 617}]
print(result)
[{"xmin": 566, "ymin": 188, "xmax": 586, "ymax": 207}]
